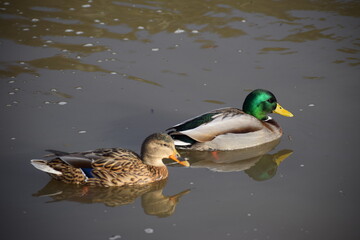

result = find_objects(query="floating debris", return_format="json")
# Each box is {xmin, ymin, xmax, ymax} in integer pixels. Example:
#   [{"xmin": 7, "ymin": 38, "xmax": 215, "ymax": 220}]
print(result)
[
  {"xmin": 78, "ymin": 130, "xmax": 87, "ymax": 134},
  {"xmin": 57, "ymin": 101, "xmax": 67, "ymax": 105},
  {"xmin": 300, "ymin": 164, "xmax": 305, "ymax": 167},
  {"xmin": 137, "ymin": 26, "xmax": 144, "ymax": 30},
  {"xmin": 110, "ymin": 72, "xmax": 117, "ymax": 75},
  {"xmin": 191, "ymin": 30, "xmax": 199, "ymax": 33},
  {"xmin": 174, "ymin": 28, "xmax": 185, "ymax": 34},
  {"xmin": 109, "ymin": 235, "xmax": 121, "ymax": 240},
  {"xmin": 144, "ymin": 228, "xmax": 154, "ymax": 234},
  {"xmin": 65, "ymin": 29, "xmax": 74, "ymax": 32},
  {"xmin": 151, "ymin": 48, "xmax": 159, "ymax": 51},
  {"xmin": 10, "ymin": 137, "xmax": 16, "ymax": 140},
  {"xmin": 83, "ymin": 43, "xmax": 94, "ymax": 47},
  {"xmin": 82, "ymin": 4, "xmax": 91, "ymax": 8},
  {"xmin": 308, "ymin": 103, "xmax": 315, "ymax": 107},
  {"xmin": 76, "ymin": 31, "xmax": 84, "ymax": 35}
]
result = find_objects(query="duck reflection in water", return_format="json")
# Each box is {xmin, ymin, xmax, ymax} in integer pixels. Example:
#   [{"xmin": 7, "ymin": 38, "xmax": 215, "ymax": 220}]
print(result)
[
  {"xmin": 33, "ymin": 179, "xmax": 190, "ymax": 218},
  {"xmin": 171, "ymin": 139, "xmax": 293, "ymax": 181}
]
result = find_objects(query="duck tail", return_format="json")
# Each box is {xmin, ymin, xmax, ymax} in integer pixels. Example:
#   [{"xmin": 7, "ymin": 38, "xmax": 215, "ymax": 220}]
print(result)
[{"xmin": 30, "ymin": 159, "xmax": 62, "ymax": 175}]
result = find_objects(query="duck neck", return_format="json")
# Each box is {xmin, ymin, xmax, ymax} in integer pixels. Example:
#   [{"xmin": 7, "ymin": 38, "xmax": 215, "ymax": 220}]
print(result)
[{"xmin": 142, "ymin": 153, "xmax": 166, "ymax": 167}]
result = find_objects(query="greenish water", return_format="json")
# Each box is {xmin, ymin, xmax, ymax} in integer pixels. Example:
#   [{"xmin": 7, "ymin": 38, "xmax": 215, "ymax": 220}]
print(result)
[{"xmin": 1, "ymin": 0, "xmax": 360, "ymax": 239}]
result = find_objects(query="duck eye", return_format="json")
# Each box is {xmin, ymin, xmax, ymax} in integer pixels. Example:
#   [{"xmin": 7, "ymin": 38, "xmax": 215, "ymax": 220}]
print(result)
[{"xmin": 267, "ymin": 98, "xmax": 275, "ymax": 103}]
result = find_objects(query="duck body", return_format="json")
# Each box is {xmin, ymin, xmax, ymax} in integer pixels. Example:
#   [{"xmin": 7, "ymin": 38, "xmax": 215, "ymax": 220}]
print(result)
[
  {"xmin": 31, "ymin": 133, "xmax": 189, "ymax": 187},
  {"xmin": 167, "ymin": 89, "xmax": 293, "ymax": 151}
]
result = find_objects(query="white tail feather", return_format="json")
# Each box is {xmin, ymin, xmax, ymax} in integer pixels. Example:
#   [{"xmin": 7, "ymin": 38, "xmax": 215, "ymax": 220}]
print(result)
[
  {"xmin": 30, "ymin": 159, "xmax": 62, "ymax": 175},
  {"xmin": 174, "ymin": 140, "xmax": 191, "ymax": 146}
]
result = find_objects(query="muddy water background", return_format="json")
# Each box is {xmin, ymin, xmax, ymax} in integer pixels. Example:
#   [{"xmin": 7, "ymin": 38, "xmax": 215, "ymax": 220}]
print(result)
[{"xmin": 1, "ymin": 0, "xmax": 360, "ymax": 239}]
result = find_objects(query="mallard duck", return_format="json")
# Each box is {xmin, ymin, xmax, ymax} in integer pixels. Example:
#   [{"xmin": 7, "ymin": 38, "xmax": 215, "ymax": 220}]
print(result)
[
  {"xmin": 167, "ymin": 89, "xmax": 294, "ymax": 150},
  {"xmin": 31, "ymin": 133, "xmax": 190, "ymax": 187}
]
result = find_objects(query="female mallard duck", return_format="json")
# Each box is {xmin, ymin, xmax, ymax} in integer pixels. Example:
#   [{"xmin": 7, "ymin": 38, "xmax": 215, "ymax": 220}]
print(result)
[
  {"xmin": 167, "ymin": 89, "xmax": 294, "ymax": 151},
  {"xmin": 31, "ymin": 133, "xmax": 190, "ymax": 187}
]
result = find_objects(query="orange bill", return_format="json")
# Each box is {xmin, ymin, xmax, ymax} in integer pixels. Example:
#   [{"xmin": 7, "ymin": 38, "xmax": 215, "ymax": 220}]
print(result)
[
  {"xmin": 273, "ymin": 103, "xmax": 294, "ymax": 117},
  {"xmin": 169, "ymin": 151, "xmax": 190, "ymax": 167}
]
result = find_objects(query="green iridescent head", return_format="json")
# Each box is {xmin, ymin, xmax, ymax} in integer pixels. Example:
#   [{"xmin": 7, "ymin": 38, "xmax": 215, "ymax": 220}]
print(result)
[{"xmin": 242, "ymin": 89, "xmax": 294, "ymax": 120}]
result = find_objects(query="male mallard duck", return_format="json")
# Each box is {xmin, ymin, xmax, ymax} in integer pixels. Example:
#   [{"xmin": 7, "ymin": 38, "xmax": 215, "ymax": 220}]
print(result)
[
  {"xmin": 31, "ymin": 133, "xmax": 190, "ymax": 187},
  {"xmin": 167, "ymin": 89, "xmax": 293, "ymax": 151}
]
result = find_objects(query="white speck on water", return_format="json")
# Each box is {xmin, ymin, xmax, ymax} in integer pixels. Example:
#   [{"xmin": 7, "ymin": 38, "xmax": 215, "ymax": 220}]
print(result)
[
  {"xmin": 247, "ymin": 213, "xmax": 252, "ymax": 217},
  {"xmin": 83, "ymin": 43, "xmax": 93, "ymax": 47},
  {"xmin": 94, "ymin": 19, "xmax": 100, "ymax": 23},
  {"xmin": 238, "ymin": 49, "xmax": 243, "ymax": 53},
  {"xmin": 58, "ymin": 101, "xmax": 67, "ymax": 105},
  {"xmin": 8, "ymin": 80, "xmax": 15, "ymax": 84},
  {"xmin": 113, "ymin": 18, "xmax": 119, "ymax": 21},
  {"xmin": 253, "ymin": 228, "xmax": 258, "ymax": 232},
  {"xmin": 10, "ymin": 137, "xmax": 16, "ymax": 140},
  {"xmin": 109, "ymin": 235, "xmax": 121, "ymax": 240},
  {"xmin": 78, "ymin": 130, "xmax": 87, "ymax": 134},
  {"xmin": 250, "ymin": 192, "xmax": 254, "ymax": 196},
  {"xmin": 152, "ymin": 48, "xmax": 159, "ymax": 51},
  {"xmin": 174, "ymin": 28, "xmax": 185, "ymax": 34},
  {"xmin": 69, "ymin": 8, "xmax": 75, "ymax": 11},
  {"xmin": 8, "ymin": 92, "xmax": 15, "ymax": 95},
  {"xmin": 76, "ymin": 31, "xmax": 84, "ymax": 35},
  {"xmin": 123, "ymin": 38, "xmax": 129, "ymax": 41},
  {"xmin": 299, "ymin": 108, "xmax": 304, "ymax": 111},
  {"xmin": 97, "ymin": 60, "xmax": 103, "ymax": 63},
  {"xmin": 110, "ymin": 72, "xmax": 117, "ymax": 75},
  {"xmin": 191, "ymin": 30, "xmax": 199, "ymax": 33},
  {"xmin": 82, "ymin": 4, "xmax": 91, "ymax": 8},
  {"xmin": 3, "ymin": 2, "xmax": 10, "ymax": 5},
  {"xmin": 300, "ymin": 164, "xmax": 305, "ymax": 167},
  {"xmin": 31, "ymin": 18, "xmax": 39, "ymax": 22},
  {"xmin": 75, "ymin": 86, "xmax": 83, "ymax": 90},
  {"xmin": 65, "ymin": 29, "xmax": 74, "ymax": 32},
  {"xmin": 144, "ymin": 228, "xmax": 154, "ymax": 234},
  {"xmin": 137, "ymin": 26, "xmax": 144, "ymax": 30},
  {"xmin": 62, "ymin": 49, "xmax": 68, "ymax": 52},
  {"xmin": 50, "ymin": 88, "xmax": 57, "ymax": 92},
  {"xmin": 189, "ymin": 182, "xmax": 194, "ymax": 185},
  {"xmin": 241, "ymin": 19, "xmax": 247, "ymax": 23},
  {"xmin": 308, "ymin": 103, "xmax": 315, "ymax": 107},
  {"xmin": 45, "ymin": 40, "xmax": 53, "ymax": 43},
  {"xmin": 44, "ymin": 101, "xmax": 51, "ymax": 104},
  {"xmin": 76, "ymin": 56, "xmax": 81, "ymax": 59},
  {"xmin": 23, "ymin": 28, "xmax": 29, "ymax": 31},
  {"xmin": 19, "ymin": 61, "xmax": 25, "ymax": 65},
  {"xmin": 6, "ymin": 104, "xmax": 12, "ymax": 107}
]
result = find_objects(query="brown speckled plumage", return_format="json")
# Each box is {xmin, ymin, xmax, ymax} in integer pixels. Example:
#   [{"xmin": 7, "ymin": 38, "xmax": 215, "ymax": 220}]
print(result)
[{"xmin": 31, "ymin": 133, "xmax": 189, "ymax": 187}]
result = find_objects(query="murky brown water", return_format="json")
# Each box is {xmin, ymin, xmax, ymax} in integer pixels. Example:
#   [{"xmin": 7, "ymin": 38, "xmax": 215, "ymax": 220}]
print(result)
[{"xmin": 1, "ymin": 0, "xmax": 360, "ymax": 239}]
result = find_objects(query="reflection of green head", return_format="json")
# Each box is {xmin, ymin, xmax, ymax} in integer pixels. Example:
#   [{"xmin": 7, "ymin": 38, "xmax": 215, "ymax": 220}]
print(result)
[
  {"xmin": 245, "ymin": 150, "xmax": 293, "ymax": 181},
  {"xmin": 242, "ymin": 89, "xmax": 277, "ymax": 120},
  {"xmin": 245, "ymin": 157, "xmax": 278, "ymax": 181}
]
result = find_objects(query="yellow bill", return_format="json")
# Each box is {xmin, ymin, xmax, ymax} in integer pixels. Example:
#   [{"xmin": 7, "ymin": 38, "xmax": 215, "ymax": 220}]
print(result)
[{"xmin": 273, "ymin": 103, "xmax": 294, "ymax": 117}]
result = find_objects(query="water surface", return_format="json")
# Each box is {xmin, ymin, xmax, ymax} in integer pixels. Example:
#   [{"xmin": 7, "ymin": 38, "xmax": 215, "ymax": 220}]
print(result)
[{"xmin": 1, "ymin": 0, "xmax": 360, "ymax": 239}]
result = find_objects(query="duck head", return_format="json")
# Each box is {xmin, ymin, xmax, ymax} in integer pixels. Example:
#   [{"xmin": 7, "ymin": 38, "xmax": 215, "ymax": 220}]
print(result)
[
  {"xmin": 141, "ymin": 133, "xmax": 190, "ymax": 167},
  {"xmin": 242, "ymin": 89, "xmax": 294, "ymax": 120}
]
